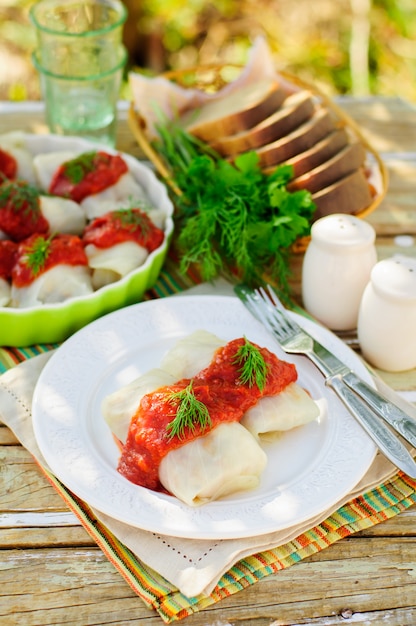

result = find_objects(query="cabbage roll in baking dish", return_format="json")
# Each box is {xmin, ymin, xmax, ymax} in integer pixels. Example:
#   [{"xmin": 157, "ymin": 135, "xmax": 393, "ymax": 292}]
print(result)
[
  {"xmin": 0, "ymin": 178, "xmax": 86, "ymax": 241},
  {"xmin": 0, "ymin": 240, "xmax": 17, "ymax": 306},
  {"xmin": 103, "ymin": 332, "xmax": 319, "ymax": 506},
  {"xmin": 0, "ymin": 131, "xmax": 37, "ymax": 185},
  {"xmin": 10, "ymin": 233, "xmax": 93, "ymax": 307},
  {"xmin": 34, "ymin": 149, "xmax": 148, "ymax": 219},
  {"xmin": 82, "ymin": 209, "xmax": 165, "ymax": 289}
]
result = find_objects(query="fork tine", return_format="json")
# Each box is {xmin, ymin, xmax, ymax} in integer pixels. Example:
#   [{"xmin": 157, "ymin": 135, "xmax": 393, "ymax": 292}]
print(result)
[
  {"xmin": 256, "ymin": 287, "xmax": 299, "ymax": 336},
  {"xmin": 265, "ymin": 284, "xmax": 286, "ymax": 310}
]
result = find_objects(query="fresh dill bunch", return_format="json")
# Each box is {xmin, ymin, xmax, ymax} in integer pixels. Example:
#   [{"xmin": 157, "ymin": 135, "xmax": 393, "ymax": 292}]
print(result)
[
  {"xmin": 166, "ymin": 380, "xmax": 212, "ymax": 441},
  {"xmin": 233, "ymin": 337, "xmax": 269, "ymax": 391},
  {"xmin": 152, "ymin": 118, "xmax": 316, "ymax": 300}
]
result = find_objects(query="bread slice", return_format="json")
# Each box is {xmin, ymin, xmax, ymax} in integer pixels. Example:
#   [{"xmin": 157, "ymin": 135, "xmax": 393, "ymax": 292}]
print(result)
[
  {"xmin": 210, "ymin": 90, "xmax": 316, "ymax": 156},
  {"xmin": 264, "ymin": 128, "xmax": 350, "ymax": 178},
  {"xmin": 179, "ymin": 79, "xmax": 287, "ymax": 142},
  {"xmin": 253, "ymin": 107, "xmax": 336, "ymax": 168},
  {"xmin": 312, "ymin": 168, "xmax": 373, "ymax": 220},
  {"xmin": 287, "ymin": 141, "xmax": 366, "ymax": 194}
]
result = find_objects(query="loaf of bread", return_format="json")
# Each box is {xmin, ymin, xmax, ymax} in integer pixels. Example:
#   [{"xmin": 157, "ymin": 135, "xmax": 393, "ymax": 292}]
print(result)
[{"xmin": 178, "ymin": 79, "xmax": 287, "ymax": 142}]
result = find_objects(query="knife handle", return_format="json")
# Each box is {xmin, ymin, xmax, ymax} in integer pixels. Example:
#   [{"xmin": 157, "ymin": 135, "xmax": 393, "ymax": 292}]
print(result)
[
  {"xmin": 326, "ymin": 375, "xmax": 416, "ymax": 478},
  {"xmin": 342, "ymin": 372, "xmax": 416, "ymax": 449}
]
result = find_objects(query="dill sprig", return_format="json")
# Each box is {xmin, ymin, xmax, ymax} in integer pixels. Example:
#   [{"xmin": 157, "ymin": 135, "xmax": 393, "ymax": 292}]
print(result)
[
  {"xmin": 166, "ymin": 380, "xmax": 212, "ymax": 441},
  {"xmin": 24, "ymin": 234, "xmax": 53, "ymax": 275},
  {"xmin": 233, "ymin": 337, "xmax": 269, "ymax": 391},
  {"xmin": 0, "ymin": 179, "xmax": 41, "ymax": 216},
  {"xmin": 62, "ymin": 151, "xmax": 99, "ymax": 184},
  {"xmin": 113, "ymin": 208, "xmax": 151, "ymax": 235}
]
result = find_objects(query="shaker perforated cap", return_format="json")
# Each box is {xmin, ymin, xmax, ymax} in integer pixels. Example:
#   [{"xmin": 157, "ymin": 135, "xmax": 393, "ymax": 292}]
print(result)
[
  {"xmin": 370, "ymin": 255, "xmax": 416, "ymax": 300},
  {"xmin": 310, "ymin": 213, "xmax": 376, "ymax": 250}
]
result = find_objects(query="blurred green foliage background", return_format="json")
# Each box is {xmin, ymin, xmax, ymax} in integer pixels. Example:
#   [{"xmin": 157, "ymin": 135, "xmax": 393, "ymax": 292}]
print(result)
[{"xmin": 1, "ymin": 0, "xmax": 415, "ymax": 102}]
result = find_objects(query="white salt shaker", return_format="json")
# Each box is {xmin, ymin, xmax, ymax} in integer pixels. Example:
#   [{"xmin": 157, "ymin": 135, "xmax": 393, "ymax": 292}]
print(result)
[
  {"xmin": 302, "ymin": 214, "xmax": 377, "ymax": 330},
  {"xmin": 357, "ymin": 255, "xmax": 416, "ymax": 372}
]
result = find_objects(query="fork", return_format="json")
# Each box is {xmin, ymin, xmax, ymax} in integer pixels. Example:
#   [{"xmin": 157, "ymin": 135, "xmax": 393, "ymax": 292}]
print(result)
[{"xmin": 234, "ymin": 283, "xmax": 416, "ymax": 478}]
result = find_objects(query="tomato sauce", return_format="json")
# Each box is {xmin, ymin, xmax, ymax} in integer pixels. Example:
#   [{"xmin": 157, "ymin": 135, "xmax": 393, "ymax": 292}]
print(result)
[
  {"xmin": 49, "ymin": 151, "xmax": 128, "ymax": 202},
  {"xmin": 0, "ymin": 240, "xmax": 18, "ymax": 280},
  {"xmin": 117, "ymin": 338, "xmax": 297, "ymax": 492},
  {"xmin": 83, "ymin": 209, "xmax": 164, "ymax": 253},
  {"xmin": 0, "ymin": 149, "xmax": 17, "ymax": 180},
  {"xmin": 12, "ymin": 233, "xmax": 89, "ymax": 287},
  {"xmin": 0, "ymin": 180, "xmax": 49, "ymax": 241}
]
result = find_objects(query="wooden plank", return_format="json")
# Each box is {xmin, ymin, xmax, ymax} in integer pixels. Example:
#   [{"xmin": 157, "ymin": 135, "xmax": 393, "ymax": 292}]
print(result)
[
  {"xmin": 0, "ymin": 446, "xmax": 66, "ymax": 510},
  {"xmin": 0, "ymin": 525, "xmax": 91, "ymax": 549},
  {"xmin": 1, "ymin": 537, "xmax": 416, "ymax": 625}
]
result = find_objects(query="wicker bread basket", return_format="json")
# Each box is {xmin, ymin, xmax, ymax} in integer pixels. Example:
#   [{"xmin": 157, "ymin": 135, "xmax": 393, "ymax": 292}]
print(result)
[{"xmin": 128, "ymin": 64, "xmax": 388, "ymax": 253}]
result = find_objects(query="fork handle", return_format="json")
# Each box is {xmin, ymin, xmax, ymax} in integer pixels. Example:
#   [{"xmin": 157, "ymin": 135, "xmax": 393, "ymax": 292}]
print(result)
[
  {"xmin": 327, "ymin": 375, "xmax": 416, "ymax": 478},
  {"xmin": 342, "ymin": 372, "xmax": 416, "ymax": 449}
]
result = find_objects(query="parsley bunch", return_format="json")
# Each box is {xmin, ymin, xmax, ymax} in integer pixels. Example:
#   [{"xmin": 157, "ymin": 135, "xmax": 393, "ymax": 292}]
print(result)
[{"xmin": 154, "ymin": 121, "xmax": 316, "ymax": 299}]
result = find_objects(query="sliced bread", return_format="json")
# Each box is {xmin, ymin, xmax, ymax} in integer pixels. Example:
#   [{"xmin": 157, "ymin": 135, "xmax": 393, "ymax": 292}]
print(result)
[
  {"xmin": 287, "ymin": 141, "xmax": 366, "ymax": 194},
  {"xmin": 253, "ymin": 107, "xmax": 336, "ymax": 168},
  {"xmin": 178, "ymin": 79, "xmax": 287, "ymax": 142},
  {"xmin": 312, "ymin": 168, "xmax": 373, "ymax": 220},
  {"xmin": 210, "ymin": 90, "xmax": 316, "ymax": 157}
]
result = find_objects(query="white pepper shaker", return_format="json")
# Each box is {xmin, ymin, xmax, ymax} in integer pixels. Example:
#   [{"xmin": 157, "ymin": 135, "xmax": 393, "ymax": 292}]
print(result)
[
  {"xmin": 301, "ymin": 213, "xmax": 377, "ymax": 330},
  {"xmin": 357, "ymin": 255, "xmax": 416, "ymax": 372}
]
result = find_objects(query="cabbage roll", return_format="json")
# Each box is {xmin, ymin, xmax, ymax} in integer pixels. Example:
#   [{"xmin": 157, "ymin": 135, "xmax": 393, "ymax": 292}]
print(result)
[
  {"xmin": 0, "ymin": 179, "xmax": 49, "ymax": 242},
  {"xmin": 11, "ymin": 264, "xmax": 93, "ymax": 307},
  {"xmin": 85, "ymin": 241, "xmax": 148, "ymax": 289},
  {"xmin": 159, "ymin": 422, "xmax": 267, "ymax": 506},
  {"xmin": 0, "ymin": 239, "xmax": 17, "ymax": 307},
  {"xmin": 11, "ymin": 233, "xmax": 93, "ymax": 307},
  {"xmin": 0, "ymin": 278, "xmax": 11, "ymax": 307},
  {"xmin": 241, "ymin": 381, "xmax": 320, "ymax": 441},
  {"xmin": 33, "ymin": 151, "xmax": 79, "ymax": 192},
  {"xmin": 83, "ymin": 209, "xmax": 164, "ymax": 288},
  {"xmin": 39, "ymin": 195, "xmax": 86, "ymax": 235},
  {"xmin": 102, "ymin": 368, "xmax": 177, "ymax": 443},
  {"xmin": 0, "ymin": 131, "xmax": 37, "ymax": 185},
  {"xmin": 160, "ymin": 329, "xmax": 226, "ymax": 379},
  {"xmin": 80, "ymin": 171, "xmax": 148, "ymax": 220}
]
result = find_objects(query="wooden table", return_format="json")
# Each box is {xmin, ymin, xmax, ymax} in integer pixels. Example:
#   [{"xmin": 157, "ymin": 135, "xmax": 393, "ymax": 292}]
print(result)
[{"xmin": 1, "ymin": 98, "xmax": 416, "ymax": 625}]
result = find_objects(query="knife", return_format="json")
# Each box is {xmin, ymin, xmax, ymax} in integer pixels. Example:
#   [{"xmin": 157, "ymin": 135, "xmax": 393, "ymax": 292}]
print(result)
[{"xmin": 235, "ymin": 284, "xmax": 416, "ymax": 478}]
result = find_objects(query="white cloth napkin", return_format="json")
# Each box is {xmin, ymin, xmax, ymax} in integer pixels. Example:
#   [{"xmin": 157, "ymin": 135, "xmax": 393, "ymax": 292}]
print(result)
[{"xmin": 1, "ymin": 281, "xmax": 415, "ymax": 598}]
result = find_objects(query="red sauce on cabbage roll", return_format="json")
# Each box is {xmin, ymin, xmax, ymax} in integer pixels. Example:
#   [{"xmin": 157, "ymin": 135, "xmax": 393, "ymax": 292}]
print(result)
[{"xmin": 49, "ymin": 151, "xmax": 128, "ymax": 202}]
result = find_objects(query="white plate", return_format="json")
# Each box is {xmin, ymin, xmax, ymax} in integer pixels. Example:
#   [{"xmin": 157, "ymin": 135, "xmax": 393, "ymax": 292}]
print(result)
[{"xmin": 32, "ymin": 295, "xmax": 377, "ymax": 540}]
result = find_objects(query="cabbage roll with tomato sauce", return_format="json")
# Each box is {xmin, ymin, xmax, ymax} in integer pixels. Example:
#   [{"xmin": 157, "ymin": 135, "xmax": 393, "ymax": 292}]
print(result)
[
  {"xmin": 36, "ymin": 149, "xmax": 148, "ymax": 220},
  {"xmin": 82, "ymin": 208, "xmax": 164, "ymax": 289},
  {"xmin": 115, "ymin": 337, "xmax": 297, "ymax": 505},
  {"xmin": 11, "ymin": 233, "xmax": 93, "ymax": 307},
  {"xmin": 0, "ymin": 178, "xmax": 86, "ymax": 241},
  {"xmin": 0, "ymin": 131, "xmax": 37, "ymax": 185},
  {"xmin": 0, "ymin": 239, "xmax": 17, "ymax": 306}
]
